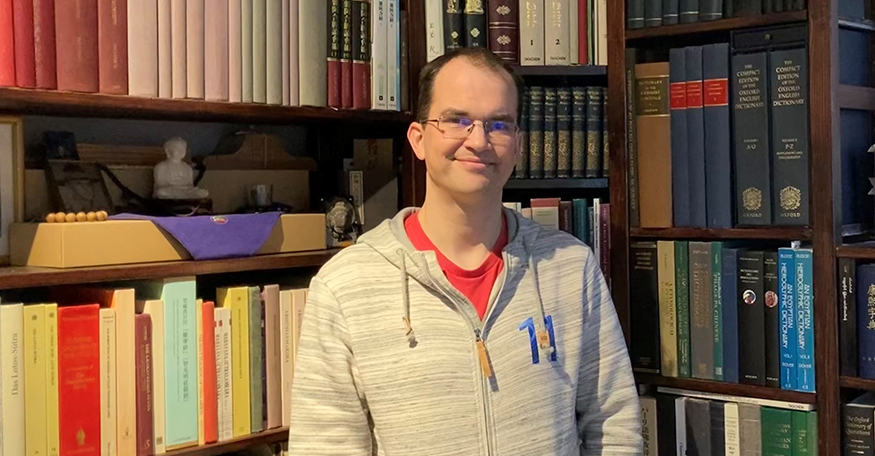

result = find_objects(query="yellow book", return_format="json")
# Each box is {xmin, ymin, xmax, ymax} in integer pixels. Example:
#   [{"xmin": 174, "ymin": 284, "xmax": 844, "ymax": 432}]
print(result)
[
  {"xmin": 1, "ymin": 303, "xmax": 25, "ymax": 456},
  {"xmin": 217, "ymin": 286, "xmax": 250, "ymax": 437},
  {"xmin": 657, "ymin": 241, "xmax": 679, "ymax": 377},
  {"xmin": 24, "ymin": 304, "xmax": 47, "ymax": 456},
  {"xmin": 197, "ymin": 298, "xmax": 205, "ymax": 446},
  {"xmin": 45, "ymin": 304, "xmax": 60, "ymax": 456},
  {"xmin": 139, "ymin": 299, "xmax": 166, "ymax": 454},
  {"xmin": 99, "ymin": 308, "xmax": 118, "ymax": 456}
]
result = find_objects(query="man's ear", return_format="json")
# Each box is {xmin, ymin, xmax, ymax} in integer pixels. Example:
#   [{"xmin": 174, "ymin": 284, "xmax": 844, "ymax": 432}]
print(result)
[{"xmin": 408, "ymin": 121, "xmax": 426, "ymax": 161}]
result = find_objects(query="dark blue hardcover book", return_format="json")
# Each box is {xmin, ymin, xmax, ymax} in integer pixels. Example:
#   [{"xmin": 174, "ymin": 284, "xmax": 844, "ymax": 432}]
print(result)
[
  {"xmin": 685, "ymin": 46, "xmax": 707, "ymax": 228},
  {"xmin": 628, "ymin": 0, "xmax": 645, "ymax": 29},
  {"xmin": 721, "ymin": 246, "xmax": 739, "ymax": 383},
  {"xmin": 703, "ymin": 43, "xmax": 733, "ymax": 229},
  {"xmin": 764, "ymin": 251, "xmax": 781, "ymax": 388},
  {"xmin": 679, "ymin": 0, "xmax": 698, "ymax": 22},
  {"xmin": 700, "ymin": 0, "xmax": 722, "ymax": 20},
  {"xmin": 670, "ymin": 48, "xmax": 690, "ymax": 227},
  {"xmin": 779, "ymin": 247, "xmax": 798, "ymax": 389},
  {"xmin": 663, "ymin": 0, "xmax": 679, "ymax": 24},
  {"xmin": 857, "ymin": 264, "xmax": 875, "ymax": 379},
  {"xmin": 645, "ymin": 0, "xmax": 663, "ymax": 26}
]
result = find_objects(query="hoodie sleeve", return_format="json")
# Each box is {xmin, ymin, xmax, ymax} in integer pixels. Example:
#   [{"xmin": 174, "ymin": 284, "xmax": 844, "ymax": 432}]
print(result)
[
  {"xmin": 287, "ymin": 276, "xmax": 373, "ymax": 456},
  {"xmin": 576, "ymin": 251, "xmax": 643, "ymax": 455}
]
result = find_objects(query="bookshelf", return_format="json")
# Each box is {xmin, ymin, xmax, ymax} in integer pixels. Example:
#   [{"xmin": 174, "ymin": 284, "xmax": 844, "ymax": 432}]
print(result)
[
  {"xmin": 504, "ymin": 178, "xmax": 609, "ymax": 190},
  {"xmin": 164, "ymin": 427, "xmax": 289, "ymax": 456},
  {"xmin": 510, "ymin": 65, "xmax": 608, "ymax": 77},
  {"xmin": 608, "ymin": 0, "xmax": 845, "ymax": 452}
]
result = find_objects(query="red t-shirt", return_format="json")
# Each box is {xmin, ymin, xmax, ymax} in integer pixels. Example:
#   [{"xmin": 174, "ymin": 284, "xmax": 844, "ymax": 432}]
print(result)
[{"xmin": 404, "ymin": 212, "xmax": 508, "ymax": 320}]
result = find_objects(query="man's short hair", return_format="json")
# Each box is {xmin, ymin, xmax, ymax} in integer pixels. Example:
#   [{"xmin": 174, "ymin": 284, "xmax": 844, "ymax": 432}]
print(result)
[{"xmin": 416, "ymin": 47, "xmax": 526, "ymax": 123}]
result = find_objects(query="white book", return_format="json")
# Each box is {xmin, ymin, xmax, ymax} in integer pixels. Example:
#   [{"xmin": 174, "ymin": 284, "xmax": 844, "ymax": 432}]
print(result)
[
  {"xmin": 593, "ymin": 198, "xmax": 601, "ymax": 263},
  {"xmin": 279, "ymin": 290, "xmax": 293, "ymax": 427},
  {"xmin": 298, "ymin": 0, "xmax": 327, "ymax": 106},
  {"xmin": 205, "ymin": 0, "xmax": 230, "ymax": 101},
  {"xmin": 112, "ymin": 289, "xmax": 137, "ymax": 456},
  {"xmin": 521, "ymin": 207, "xmax": 532, "ymax": 219},
  {"xmin": 675, "ymin": 397, "xmax": 686, "ymax": 456},
  {"xmin": 597, "ymin": 0, "xmax": 608, "ymax": 65},
  {"xmin": 0, "ymin": 303, "xmax": 23, "ymax": 456},
  {"xmin": 214, "ymin": 307, "xmax": 234, "ymax": 442},
  {"xmin": 229, "ymin": 0, "xmax": 243, "ymax": 102},
  {"xmin": 281, "ymin": 0, "xmax": 290, "ymax": 105},
  {"xmin": 186, "ymin": 0, "xmax": 205, "ymax": 98},
  {"xmin": 569, "ymin": 0, "xmax": 577, "ymax": 65},
  {"xmin": 519, "ymin": 0, "xmax": 544, "ymax": 65},
  {"xmin": 252, "ymin": 0, "xmax": 267, "ymax": 103},
  {"xmin": 242, "ymin": 0, "xmax": 254, "ymax": 102},
  {"xmin": 141, "ymin": 300, "xmax": 167, "ymax": 454},
  {"xmin": 424, "ymin": 0, "xmax": 443, "ymax": 62},
  {"xmin": 639, "ymin": 396, "xmax": 658, "ymax": 455},
  {"xmin": 128, "ymin": 0, "xmax": 159, "ymax": 97},
  {"xmin": 158, "ymin": 0, "xmax": 173, "ymax": 97},
  {"xmin": 291, "ymin": 289, "xmax": 307, "ymax": 360},
  {"xmin": 370, "ymin": 0, "xmax": 387, "ymax": 110},
  {"xmin": 386, "ymin": 0, "xmax": 399, "ymax": 110},
  {"xmin": 171, "ymin": 0, "xmax": 187, "ymax": 98},
  {"xmin": 724, "ymin": 402, "xmax": 740, "ymax": 456},
  {"xmin": 266, "ymin": 0, "xmax": 283, "ymax": 104},
  {"xmin": 545, "ymin": 0, "xmax": 569, "ymax": 65},
  {"xmin": 288, "ymin": 0, "xmax": 299, "ymax": 105},
  {"xmin": 99, "ymin": 308, "xmax": 118, "ymax": 456},
  {"xmin": 657, "ymin": 386, "xmax": 816, "ymax": 411}
]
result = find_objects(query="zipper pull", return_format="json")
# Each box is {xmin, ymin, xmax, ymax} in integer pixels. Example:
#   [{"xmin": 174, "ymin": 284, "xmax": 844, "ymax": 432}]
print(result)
[{"xmin": 475, "ymin": 329, "xmax": 493, "ymax": 378}]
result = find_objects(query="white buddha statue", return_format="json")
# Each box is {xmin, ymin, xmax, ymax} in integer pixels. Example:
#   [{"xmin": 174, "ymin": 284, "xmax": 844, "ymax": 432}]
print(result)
[{"xmin": 153, "ymin": 137, "xmax": 209, "ymax": 200}]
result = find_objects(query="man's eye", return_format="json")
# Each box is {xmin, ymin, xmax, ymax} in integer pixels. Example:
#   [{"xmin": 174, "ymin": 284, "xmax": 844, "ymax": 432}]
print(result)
[
  {"xmin": 444, "ymin": 117, "xmax": 472, "ymax": 127},
  {"xmin": 490, "ymin": 121, "xmax": 515, "ymax": 132}
]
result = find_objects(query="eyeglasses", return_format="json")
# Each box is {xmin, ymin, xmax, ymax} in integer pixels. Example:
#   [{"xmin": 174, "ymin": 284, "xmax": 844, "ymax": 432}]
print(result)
[{"xmin": 421, "ymin": 115, "xmax": 519, "ymax": 144}]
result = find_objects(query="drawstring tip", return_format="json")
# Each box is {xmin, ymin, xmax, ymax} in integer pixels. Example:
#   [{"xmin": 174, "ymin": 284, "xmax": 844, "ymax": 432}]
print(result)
[
  {"xmin": 537, "ymin": 329, "xmax": 554, "ymax": 353},
  {"xmin": 403, "ymin": 316, "xmax": 416, "ymax": 345}
]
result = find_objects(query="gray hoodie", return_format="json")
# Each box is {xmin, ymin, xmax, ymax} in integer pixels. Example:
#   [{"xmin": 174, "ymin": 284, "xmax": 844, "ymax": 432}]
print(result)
[{"xmin": 287, "ymin": 207, "xmax": 642, "ymax": 455}]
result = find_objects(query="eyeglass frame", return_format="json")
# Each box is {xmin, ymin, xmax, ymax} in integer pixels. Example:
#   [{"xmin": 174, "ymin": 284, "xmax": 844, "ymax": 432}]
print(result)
[{"xmin": 419, "ymin": 115, "xmax": 521, "ymax": 142}]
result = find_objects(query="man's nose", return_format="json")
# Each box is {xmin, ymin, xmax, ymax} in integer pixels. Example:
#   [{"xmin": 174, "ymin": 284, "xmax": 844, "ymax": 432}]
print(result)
[{"xmin": 463, "ymin": 122, "xmax": 490, "ymax": 150}]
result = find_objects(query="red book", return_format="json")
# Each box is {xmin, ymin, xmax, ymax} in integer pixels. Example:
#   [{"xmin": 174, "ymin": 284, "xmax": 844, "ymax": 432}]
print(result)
[
  {"xmin": 97, "ymin": 0, "xmax": 127, "ymax": 94},
  {"xmin": 55, "ymin": 0, "xmax": 99, "ymax": 92},
  {"xmin": 351, "ymin": 0, "xmax": 370, "ymax": 109},
  {"xmin": 201, "ymin": 301, "xmax": 218, "ymax": 444},
  {"xmin": 327, "ymin": 0, "xmax": 342, "ymax": 108},
  {"xmin": 33, "ymin": 0, "xmax": 57, "ymax": 88},
  {"xmin": 58, "ymin": 304, "xmax": 101, "ymax": 456},
  {"xmin": 577, "ymin": 0, "xmax": 587, "ymax": 65},
  {"xmin": 12, "ymin": 0, "xmax": 35, "ymax": 87},
  {"xmin": 0, "ymin": 0, "xmax": 14, "ymax": 86},
  {"xmin": 340, "ymin": 0, "xmax": 352, "ymax": 108},
  {"xmin": 135, "ymin": 314, "xmax": 154, "ymax": 456}
]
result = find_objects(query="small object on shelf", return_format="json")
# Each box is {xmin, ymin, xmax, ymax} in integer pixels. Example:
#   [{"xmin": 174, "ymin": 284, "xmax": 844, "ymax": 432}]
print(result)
[
  {"xmin": 43, "ymin": 211, "xmax": 109, "ymax": 223},
  {"xmin": 153, "ymin": 137, "xmax": 210, "ymax": 200},
  {"xmin": 76, "ymin": 212, "xmax": 87, "ymax": 222},
  {"xmin": 64, "ymin": 213, "xmax": 76, "ymax": 223},
  {"xmin": 96, "ymin": 211, "xmax": 107, "ymax": 221},
  {"xmin": 86, "ymin": 211, "xmax": 97, "ymax": 222}
]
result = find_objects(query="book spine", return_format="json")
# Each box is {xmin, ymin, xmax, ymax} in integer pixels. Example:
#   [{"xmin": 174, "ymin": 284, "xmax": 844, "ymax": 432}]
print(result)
[
  {"xmin": 545, "ymin": 0, "xmax": 569, "ymax": 64},
  {"xmin": 721, "ymin": 247, "xmax": 739, "ymax": 383},
  {"xmin": 663, "ymin": 0, "xmax": 679, "ymax": 23},
  {"xmin": 676, "ymin": 397, "xmax": 688, "ymax": 455},
  {"xmin": 252, "ymin": 0, "xmax": 266, "ymax": 103},
  {"xmin": 640, "ymin": 396, "xmax": 658, "ymax": 453},
  {"xmin": 685, "ymin": 399, "xmax": 712, "ymax": 456},
  {"xmin": 58, "ymin": 305, "xmax": 101, "ymax": 456},
  {"xmin": 328, "ymin": 0, "xmax": 343, "ymax": 107},
  {"xmin": 515, "ymin": 88, "xmax": 531, "ymax": 178},
  {"xmin": 795, "ymin": 249, "xmax": 815, "ymax": 392},
  {"xmin": 761, "ymin": 407, "xmax": 793, "ymax": 456},
  {"xmin": 572, "ymin": 199, "xmax": 589, "ymax": 244},
  {"xmin": 370, "ymin": 0, "xmax": 387, "ymax": 109},
  {"xmin": 158, "ymin": 0, "xmax": 171, "ymax": 97},
  {"xmin": 601, "ymin": 88, "xmax": 609, "ymax": 177},
  {"xmin": 739, "ymin": 250, "xmax": 766, "ymax": 386},
  {"xmin": 723, "ymin": 0, "xmax": 733, "ymax": 16},
  {"xmin": 488, "ymin": 0, "xmax": 518, "ymax": 62},
  {"xmin": 143, "ymin": 301, "xmax": 166, "ymax": 454},
  {"xmin": 351, "ymin": 0, "xmax": 371, "ymax": 109},
  {"xmin": 703, "ymin": 43, "xmax": 733, "ymax": 229},
  {"xmin": 700, "ymin": 0, "xmax": 722, "ymax": 19},
  {"xmin": 46, "ymin": 305, "xmax": 60, "ymax": 456},
  {"xmin": 24, "ymin": 305, "xmax": 47, "ymax": 456},
  {"xmin": 248, "ymin": 287, "xmax": 264, "ymax": 433},
  {"xmin": 288, "ymin": 0, "xmax": 299, "ymax": 105},
  {"xmin": 543, "ymin": 88, "xmax": 558, "ymax": 178},
  {"xmin": 340, "ymin": 0, "xmax": 353, "ymax": 107},
  {"xmin": 710, "ymin": 401, "xmax": 725, "ymax": 455},
  {"xmin": 630, "ymin": 242, "xmax": 661, "ymax": 372},
  {"xmin": 557, "ymin": 88, "xmax": 572, "ymax": 178},
  {"xmin": 690, "ymin": 242, "xmax": 714, "ymax": 380},
  {"xmin": 202, "ymin": 302, "xmax": 218, "ymax": 442},
  {"xmin": 712, "ymin": 242, "xmax": 724, "ymax": 381},
  {"xmin": 844, "ymin": 403, "xmax": 875, "ymax": 456},
  {"xmin": 299, "ymin": 0, "xmax": 327, "ymax": 106},
  {"xmin": 528, "ymin": 86, "xmax": 545, "ymax": 179},
  {"xmin": 676, "ymin": 241, "xmax": 692, "ymax": 378},
  {"xmin": 576, "ymin": 0, "xmax": 585, "ymax": 64},
  {"xmin": 636, "ymin": 62, "xmax": 673, "ymax": 228},
  {"xmin": 658, "ymin": 241, "xmax": 679, "ymax": 377},
  {"xmin": 425, "ymin": 0, "xmax": 443, "ymax": 61},
  {"xmin": 644, "ymin": 0, "xmax": 662, "ymax": 26},
  {"xmin": 685, "ymin": 45, "xmax": 707, "ymax": 228},
  {"xmin": 136, "ymin": 314, "xmax": 154, "ymax": 456},
  {"xmin": 266, "ymin": 0, "xmax": 282, "ymax": 104},
  {"xmin": 282, "ymin": 0, "xmax": 290, "ymax": 105},
  {"xmin": 55, "ymin": 0, "xmax": 99, "ymax": 92},
  {"xmin": 215, "ymin": 307, "xmax": 234, "ymax": 442},
  {"xmin": 463, "ymin": 0, "xmax": 487, "ymax": 47},
  {"xmin": 99, "ymin": 308, "xmax": 117, "ymax": 456},
  {"xmin": 655, "ymin": 394, "xmax": 679, "ymax": 453},
  {"xmin": 780, "ymin": 247, "xmax": 798, "ymax": 388},
  {"xmin": 764, "ymin": 251, "xmax": 781, "ymax": 388},
  {"xmin": 791, "ymin": 410, "xmax": 809, "ymax": 456},
  {"xmin": 519, "ymin": 0, "xmax": 544, "ymax": 65},
  {"xmin": 670, "ymin": 47, "xmax": 690, "ymax": 228},
  {"xmin": 164, "ymin": 279, "xmax": 199, "ymax": 448},
  {"xmin": 585, "ymin": 87, "xmax": 602, "ymax": 178},
  {"xmin": 769, "ymin": 47, "xmax": 810, "ymax": 226},
  {"xmin": 33, "ymin": 0, "xmax": 57, "ymax": 89},
  {"xmin": 115, "ymin": 290, "xmax": 137, "ymax": 456},
  {"xmin": 840, "ymin": 258, "xmax": 858, "ymax": 377},
  {"xmin": 572, "ymin": 86, "xmax": 587, "ymax": 178},
  {"xmin": 205, "ymin": 0, "xmax": 231, "ymax": 101},
  {"xmin": 626, "ymin": 49, "xmax": 640, "ymax": 226},
  {"xmin": 186, "ymin": 0, "xmax": 205, "ymax": 99},
  {"xmin": 12, "ymin": 0, "xmax": 35, "ymax": 87},
  {"xmin": 264, "ymin": 286, "xmax": 282, "ymax": 429},
  {"xmin": 443, "ymin": 0, "xmax": 463, "ymax": 50},
  {"xmin": 732, "ymin": 51, "xmax": 772, "ymax": 226},
  {"xmin": 739, "ymin": 404, "xmax": 763, "ymax": 455},
  {"xmin": 387, "ymin": 0, "xmax": 399, "ymax": 109},
  {"xmin": 627, "ymin": 0, "xmax": 644, "ymax": 29},
  {"xmin": 724, "ymin": 403, "xmax": 741, "ymax": 456},
  {"xmin": 242, "ymin": 0, "xmax": 253, "ymax": 102},
  {"xmin": 172, "ymin": 0, "xmax": 187, "ymax": 98},
  {"xmin": 0, "ymin": 0, "xmax": 13, "ymax": 86},
  {"xmin": 679, "ymin": 0, "xmax": 698, "ymax": 22}
]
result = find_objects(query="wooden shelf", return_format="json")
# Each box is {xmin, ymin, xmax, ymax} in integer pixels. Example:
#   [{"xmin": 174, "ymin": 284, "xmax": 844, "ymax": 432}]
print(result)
[
  {"xmin": 836, "ymin": 243, "xmax": 875, "ymax": 259},
  {"xmin": 838, "ymin": 84, "xmax": 875, "ymax": 111},
  {"xmin": 504, "ymin": 177, "xmax": 608, "ymax": 190},
  {"xmin": 630, "ymin": 227, "xmax": 812, "ymax": 240},
  {"xmin": 625, "ymin": 10, "xmax": 808, "ymax": 40},
  {"xmin": 635, "ymin": 372, "xmax": 817, "ymax": 404},
  {"xmin": 510, "ymin": 65, "xmax": 607, "ymax": 77},
  {"xmin": 0, "ymin": 87, "xmax": 412, "ymax": 125},
  {"xmin": 0, "ymin": 249, "xmax": 340, "ymax": 290},
  {"xmin": 841, "ymin": 376, "xmax": 875, "ymax": 390},
  {"xmin": 165, "ymin": 427, "xmax": 288, "ymax": 456}
]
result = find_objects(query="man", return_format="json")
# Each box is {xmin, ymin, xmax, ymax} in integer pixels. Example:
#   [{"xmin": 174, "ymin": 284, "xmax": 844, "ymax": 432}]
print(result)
[{"xmin": 288, "ymin": 47, "xmax": 642, "ymax": 455}]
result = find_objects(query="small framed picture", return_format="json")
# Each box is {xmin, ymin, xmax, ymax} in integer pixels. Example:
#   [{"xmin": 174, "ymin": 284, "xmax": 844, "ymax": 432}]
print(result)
[
  {"xmin": 0, "ymin": 117, "xmax": 25, "ymax": 261},
  {"xmin": 44, "ymin": 160, "xmax": 113, "ymax": 215}
]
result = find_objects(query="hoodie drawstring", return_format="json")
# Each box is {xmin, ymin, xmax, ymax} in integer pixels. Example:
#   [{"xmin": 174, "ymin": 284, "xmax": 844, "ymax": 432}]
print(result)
[
  {"xmin": 526, "ymin": 245, "xmax": 555, "ymax": 356},
  {"xmin": 399, "ymin": 249, "xmax": 416, "ymax": 345}
]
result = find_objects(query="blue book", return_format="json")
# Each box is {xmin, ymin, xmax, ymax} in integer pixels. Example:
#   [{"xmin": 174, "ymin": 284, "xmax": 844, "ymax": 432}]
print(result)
[
  {"xmin": 795, "ymin": 248, "xmax": 815, "ymax": 392},
  {"xmin": 702, "ymin": 43, "xmax": 733, "ymax": 229},
  {"xmin": 721, "ymin": 247, "xmax": 739, "ymax": 383},
  {"xmin": 670, "ymin": 47, "xmax": 690, "ymax": 227},
  {"xmin": 162, "ymin": 277, "xmax": 199, "ymax": 447},
  {"xmin": 573, "ymin": 199, "xmax": 590, "ymax": 245},
  {"xmin": 857, "ymin": 264, "xmax": 875, "ymax": 379},
  {"xmin": 685, "ymin": 45, "xmax": 707, "ymax": 228},
  {"xmin": 712, "ymin": 242, "xmax": 723, "ymax": 380},
  {"xmin": 778, "ymin": 247, "xmax": 798, "ymax": 390}
]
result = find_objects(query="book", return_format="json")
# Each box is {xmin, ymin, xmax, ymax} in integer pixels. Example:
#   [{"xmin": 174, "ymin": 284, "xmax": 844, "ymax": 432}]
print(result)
[
  {"xmin": 58, "ymin": 304, "xmax": 101, "ymax": 456},
  {"xmin": 218, "ymin": 286, "xmax": 251, "ymax": 437},
  {"xmin": 98, "ymin": 308, "xmax": 117, "ymax": 456},
  {"xmin": 24, "ymin": 304, "xmax": 48, "ymax": 456},
  {"xmin": 631, "ymin": 241, "xmax": 660, "ymax": 372},
  {"xmin": 135, "ymin": 314, "xmax": 154, "ymax": 456},
  {"xmin": 658, "ymin": 241, "xmax": 679, "ymax": 377},
  {"xmin": 635, "ymin": 62, "xmax": 672, "ymax": 228}
]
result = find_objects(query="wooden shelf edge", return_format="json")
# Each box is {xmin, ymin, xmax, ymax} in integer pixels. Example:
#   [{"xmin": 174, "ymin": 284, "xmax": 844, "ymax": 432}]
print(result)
[
  {"xmin": 0, "ymin": 87, "xmax": 413, "ymax": 125},
  {"xmin": 0, "ymin": 249, "xmax": 341, "ymax": 290},
  {"xmin": 838, "ymin": 84, "xmax": 875, "ymax": 111},
  {"xmin": 510, "ymin": 65, "xmax": 607, "ymax": 77},
  {"xmin": 504, "ymin": 177, "xmax": 609, "ymax": 190},
  {"xmin": 841, "ymin": 376, "xmax": 875, "ymax": 391},
  {"xmin": 635, "ymin": 372, "xmax": 817, "ymax": 404},
  {"xmin": 836, "ymin": 244, "xmax": 875, "ymax": 259},
  {"xmin": 625, "ymin": 10, "xmax": 808, "ymax": 40},
  {"xmin": 165, "ymin": 427, "xmax": 289, "ymax": 456},
  {"xmin": 630, "ymin": 227, "xmax": 812, "ymax": 240}
]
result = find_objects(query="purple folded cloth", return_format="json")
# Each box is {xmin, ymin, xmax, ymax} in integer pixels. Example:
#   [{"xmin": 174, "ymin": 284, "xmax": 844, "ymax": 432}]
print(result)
[{"xmin": 110, "ymin": 212, "xmax": 283, "ymax": 260}]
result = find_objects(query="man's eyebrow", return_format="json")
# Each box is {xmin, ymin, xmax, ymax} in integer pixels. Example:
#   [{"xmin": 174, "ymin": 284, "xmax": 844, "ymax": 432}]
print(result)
[
  {"xmin": 438, "ymin": 108, "xmax": 469, "ymax": 117},
  {"xmin": 488, "ymin": 113, "xmax": 516, "ymax": 122}
]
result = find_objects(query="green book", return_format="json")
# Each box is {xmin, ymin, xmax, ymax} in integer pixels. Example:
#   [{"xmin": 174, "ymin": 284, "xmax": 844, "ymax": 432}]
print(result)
[
  {"xmin": 249, "ymin": 286, "xmax": 264, "ymax": 433},
  {"xmin": 712, "ymin": 241, "xmax": 723, "ymax": 381},
  {"xmin": 808, "ymin": 411, "xmax": 818, "ymax": 455},
  {"xmin": 162, "ymin": 277, "xmax": 199, "ymax": 447},
  {"xmin": 675, "ymin": 241, "xmax": 691, "ymax": 378},
  {"xmin": 762, "ymin": 407, "xmax": 793, "ymax": 456},
  {"xmin": 792, "ymin": 411, "xmax": 809, "ymax": 456}
]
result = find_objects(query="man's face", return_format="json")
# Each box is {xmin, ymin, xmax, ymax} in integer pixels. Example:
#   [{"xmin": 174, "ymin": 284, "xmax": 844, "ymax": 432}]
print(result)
[{"xmin": 408, "ymin": 58, "xmax": 520, "ymax": 201}]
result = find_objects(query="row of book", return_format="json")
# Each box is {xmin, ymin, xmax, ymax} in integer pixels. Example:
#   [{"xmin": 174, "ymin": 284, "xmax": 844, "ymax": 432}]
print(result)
[
  {"xmin": 839, "ymin": 259, "xmax": 875, "ymax": 380},
  {"xmin": 0, "ymin": 0, "xmax": 407, "ymax": 111},
  {"xmin": 504, "ymin": 197, "xmax": 611, "ymax": 286},
  {"xmin": 640, "ymin": 388, "xmax": 818, "ymax": 455},
  {"xmin": 628, "ymin": 26, "xmax": 810, "ymax": 229},
  {"xmin": 424, "ymin": 0, "xmax": 608, "ymax": 66},
  {"xmin": 512, "ymin": 85, "xmax": 609, "ymax": 180},
  {"xmin": 845, "ymin": 392, "xmax": 875, "ymax": 456},
  {"xmin": 630, "ymin": 241, "xmax": 815, "ymax": 392},
  {"xmin": 0, "ymin": 278, "xmax": 308, "ymax": 456},
  {"xmin": 627, "ymin": 0, "xmax": 807, "ymax": 29}
]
